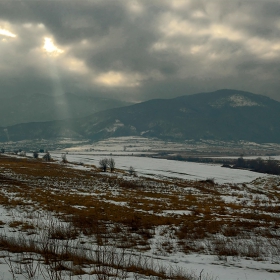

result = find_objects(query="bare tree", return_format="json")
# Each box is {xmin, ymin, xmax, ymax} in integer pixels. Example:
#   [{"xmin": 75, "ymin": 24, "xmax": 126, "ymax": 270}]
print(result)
[
  {"xmin": 43, "ymin": 152, "xmax": 51, "ymax": 161},
  {"xmin": 99, "ymin": 158, "xmax": 109, "ymax": 172},
  {"xmin": 108, "ymin": 157, "xmax": 115, "ymax": 172},
  {"xmin": 33, "ymin": 151, "xmax": 39, "ymax": 159}
]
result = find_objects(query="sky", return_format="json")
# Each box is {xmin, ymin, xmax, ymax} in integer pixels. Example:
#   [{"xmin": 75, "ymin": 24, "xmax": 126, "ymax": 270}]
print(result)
[{"xmin": 0, "ymin": 0, "xmax": 280, "ymax": 102}]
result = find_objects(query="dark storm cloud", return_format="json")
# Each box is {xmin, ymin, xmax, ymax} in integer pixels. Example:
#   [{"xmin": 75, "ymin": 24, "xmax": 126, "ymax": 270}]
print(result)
[{"xmin": 0, "ymin": 0, "xmax": 279, "ymax": 102}]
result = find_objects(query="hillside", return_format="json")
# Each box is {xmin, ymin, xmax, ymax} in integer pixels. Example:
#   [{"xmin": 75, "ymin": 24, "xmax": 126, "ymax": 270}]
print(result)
[
  {"xmin": 0, "ymin": 154, "xmax": 279, "ymax": 279},
  {"xmin": 1, "ymin": 89, "xmax": 280, "ymax": 143}
]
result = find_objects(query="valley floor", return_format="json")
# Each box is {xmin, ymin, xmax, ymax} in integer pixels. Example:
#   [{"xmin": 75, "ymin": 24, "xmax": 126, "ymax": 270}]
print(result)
[{"xmin": 0, "ymin": 154, "xmax": 280, "ymax": 279}]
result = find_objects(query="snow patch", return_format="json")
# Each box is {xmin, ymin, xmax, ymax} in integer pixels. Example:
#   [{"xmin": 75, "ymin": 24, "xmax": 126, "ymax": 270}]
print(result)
[
  {"xmin": 211, "ymin": 94, "xmax": 263, "ymax": 108},
  {"xmin": 105, "ymin": 120, "xmax": 125, "ymax": 132}
]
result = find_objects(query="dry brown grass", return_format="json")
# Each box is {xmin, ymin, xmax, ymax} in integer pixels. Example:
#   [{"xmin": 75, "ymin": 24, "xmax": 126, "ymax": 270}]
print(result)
[{"xmin": 0, "ymin": 154, "xmax": 280, "ymax": 267}]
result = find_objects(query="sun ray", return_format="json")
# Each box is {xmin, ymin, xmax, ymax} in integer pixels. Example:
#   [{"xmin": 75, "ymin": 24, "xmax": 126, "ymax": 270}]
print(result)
[{"xmin": 42, "ymin": 37, "xmax": 70, "ymax": 136}]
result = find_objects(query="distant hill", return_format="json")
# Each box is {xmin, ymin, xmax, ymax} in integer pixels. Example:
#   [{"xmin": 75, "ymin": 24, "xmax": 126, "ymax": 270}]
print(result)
[
  {"xmin": 0, "ymin": 93, "xmax": 131, "ymax": 126},
  {"xmin": 1, "ymin": 89, "xmax": 280, "ymax": 143}
]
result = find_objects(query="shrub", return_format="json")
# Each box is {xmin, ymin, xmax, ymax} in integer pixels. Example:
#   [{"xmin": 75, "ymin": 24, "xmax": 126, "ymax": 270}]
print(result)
[
  {"xmin": 128, "ymin": 166, "xmax": 137, "ymax": 176},
  {"xmin": 33, "ymin": 151, "xmax": 39, "ymax": 159},
  {"xmin": 19, "ymin": 151, "xmax": 26, "ymax": 157},
  {"xmin": 108, "ymin": 157, "xmax": 115, "ymax": 172},
  {"xmin": 99, "ymin": 158, "xmax": 109, "ymax": 172},
  {"xmin": 61, "ymin": 153, "xmax": 67, "ymax": 163},
  {"xmin": 43, "ymin": 152, "xmax": 51, "ymax": 161}
]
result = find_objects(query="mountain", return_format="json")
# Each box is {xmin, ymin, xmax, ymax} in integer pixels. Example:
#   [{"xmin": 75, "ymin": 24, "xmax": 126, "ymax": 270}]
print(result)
[
  {"xmin": 1, "ymin": 89, "xmax": 280, "ymax": 143},
  {"xmin": 0, "ymin": 93, "xmax": 131, "ymax": 126}
]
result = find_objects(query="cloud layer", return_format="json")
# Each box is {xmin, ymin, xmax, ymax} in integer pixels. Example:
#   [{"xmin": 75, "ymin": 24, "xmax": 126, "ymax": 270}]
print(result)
[{"xmin": 0, "ymin": 0, "xmax": 279, "ymax": 102}]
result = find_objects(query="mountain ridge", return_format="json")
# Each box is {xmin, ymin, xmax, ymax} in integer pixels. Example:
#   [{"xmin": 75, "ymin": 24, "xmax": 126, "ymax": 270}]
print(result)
[{"xmin": 1, "ymin": 89, "xmax": 280, "ymax": 143}]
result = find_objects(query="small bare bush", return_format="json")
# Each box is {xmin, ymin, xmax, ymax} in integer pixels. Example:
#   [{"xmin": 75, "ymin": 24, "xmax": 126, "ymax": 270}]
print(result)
[
  {"xmin": 99, "ymin": 158, "xmax": 109, "ymax": 172},
  {"xmin": 43, "ymin": 152, "xmax": 51, "ymax": 161},
  {"xmin": 61, "ymin": 153, "xmax": 67, "ymax": 163},
  {"xmin": 128, "ymin": 166, "xmax": 137, "ymax": 176},
  {"xmin": 108, "ymin": 157, "xmax": 115, "ymax": 172}
]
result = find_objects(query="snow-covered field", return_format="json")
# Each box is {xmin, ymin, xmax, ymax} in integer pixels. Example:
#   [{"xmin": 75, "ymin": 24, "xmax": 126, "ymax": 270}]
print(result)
[
  {"xmin": 50, "ymin": 152, "xmax": 268, "ymax": 184},
  {"xmin": 55, "ymin": 136, "xmax": 280, "ymax": 155}
]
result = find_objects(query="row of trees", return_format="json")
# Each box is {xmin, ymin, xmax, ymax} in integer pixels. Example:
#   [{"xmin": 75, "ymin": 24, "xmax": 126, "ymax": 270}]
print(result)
[{"xmin": 234, "ymin": 156, "xmax": 280, "ymax": 175}]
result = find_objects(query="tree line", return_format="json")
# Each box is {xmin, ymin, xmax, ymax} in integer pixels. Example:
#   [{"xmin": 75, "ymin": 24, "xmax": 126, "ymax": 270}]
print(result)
[
  {"xmin": 233, "ymin": 156, "xmax": 280, "ymax": 175},
  {"xmin": 163, "ymin": 153, "xmax": 280, "ymax": 175}
]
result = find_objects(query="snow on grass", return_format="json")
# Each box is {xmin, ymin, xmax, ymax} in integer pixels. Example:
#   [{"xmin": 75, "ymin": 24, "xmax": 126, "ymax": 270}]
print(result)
[
  {"xmin": 165, "ymin": 254, "xmax": 280, "ymax": 280},
  {"xmin": 162, "ymin": 210, "xmax": 193, "ymax": 215},
  {"xmin": 1, "ymin": 154, "xmax": 280, "ymax": 279}
]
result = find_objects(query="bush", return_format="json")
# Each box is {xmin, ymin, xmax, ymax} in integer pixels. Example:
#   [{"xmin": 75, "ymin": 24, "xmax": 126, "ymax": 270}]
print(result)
[
  {"xmin": 33, "ymin": 151, "xmax": 39, "ymax": 159},
  {"xmin": 61, "ymin": 153, "xmax": 67, "ymax": 163},
  {"xmin": 99, "ymin": 158, "xmax": 109, "ymax": 172},
  {"xmin": 19, "ymin": 151, "xmax": 26, "ymax": 157},
  {"xmin": 43, "ymin": 152, "xmax": 51, "ymax": 161},
  {"xmin": 128, "ymin": 166, "xmax": 137, "ymax": 176},
  {"xmin": 108, "ymin": 157, "xmax": 115, "ymax": 172}
]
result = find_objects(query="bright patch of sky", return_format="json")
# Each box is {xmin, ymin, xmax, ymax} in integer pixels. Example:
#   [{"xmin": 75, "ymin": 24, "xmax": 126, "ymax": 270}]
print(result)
[
  {"xmin": 0, "ymin": 28, "xmax": 16, "ymax": 38},
  {"xmin": 95, "ymin": 71, "xmax": 141, "ymax": 87},
  {"xmin": 43, "ymin": 37, "xmax": 64, "ymax": 55}
]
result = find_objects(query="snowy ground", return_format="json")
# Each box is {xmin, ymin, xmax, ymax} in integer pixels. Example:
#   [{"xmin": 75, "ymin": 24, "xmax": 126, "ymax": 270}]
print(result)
[
  {"xmin": 33, "ymin": 136, "xmax": 280, "ymax": 156},
  {"xmin": 1, "ymin": 147, "xmax": 280, "ymax": 279},
  {"xmin": 49, "ymin": 152, "xmax": 268, "ymax": 184}
]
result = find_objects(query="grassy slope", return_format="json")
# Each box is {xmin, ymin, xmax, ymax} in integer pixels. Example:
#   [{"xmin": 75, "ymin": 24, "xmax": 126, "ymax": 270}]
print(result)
[{"xmin": 0, "ymin": 155, "xmax": 280, "ymax": 279}]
